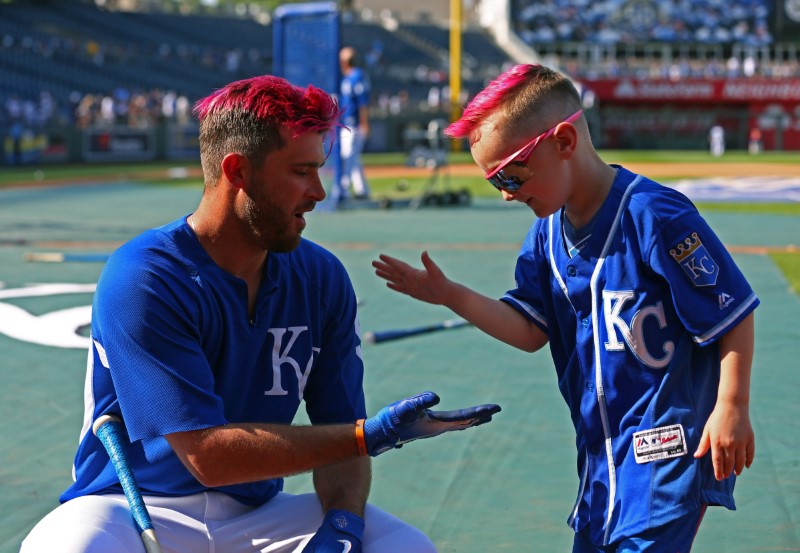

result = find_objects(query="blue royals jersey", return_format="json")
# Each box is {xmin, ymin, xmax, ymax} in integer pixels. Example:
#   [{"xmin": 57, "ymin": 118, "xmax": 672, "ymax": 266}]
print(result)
[
  {"xmin": 502, "ymin": 167, "xmax": 759, "ymax": 546},
  {"xmin": 62, "ymin": 217, "xmax": 366, "ymax": 506},
  {"xmin": 340, "ymin": 67, "xmax": 370, "ymax": 128}
]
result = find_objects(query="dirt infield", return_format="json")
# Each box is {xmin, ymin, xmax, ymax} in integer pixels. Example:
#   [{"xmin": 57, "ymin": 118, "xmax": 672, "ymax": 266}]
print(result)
[
  {"xmin": 5, "ymin": 160, "xmax": 798, "ymax": 190},
  {"xmin": 366, "ymin": 162, "xmax": 800, "ymax": 179}
]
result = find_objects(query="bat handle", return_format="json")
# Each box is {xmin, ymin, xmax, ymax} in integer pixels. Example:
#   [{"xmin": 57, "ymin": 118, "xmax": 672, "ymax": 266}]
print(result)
[{"xmin": 92, "ymin": 415, "xmax": 163, "ymax": 553}]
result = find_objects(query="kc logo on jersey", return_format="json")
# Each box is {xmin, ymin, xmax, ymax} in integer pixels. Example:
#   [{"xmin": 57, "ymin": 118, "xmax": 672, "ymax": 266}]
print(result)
[
  {"xmin": 263, "ymin": 326, "xmax": 319, "ymax": 401},
  {"xmin": 670, "ymin": 232, "xmax": 719, "ymax": 287}
]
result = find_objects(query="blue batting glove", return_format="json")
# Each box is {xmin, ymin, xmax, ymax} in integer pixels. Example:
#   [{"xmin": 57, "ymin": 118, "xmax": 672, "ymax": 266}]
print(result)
[
  {"xmin": 302, "ymin": 509, "xmax": 364, "ymax": 553},
  {"xmin": 364, "ymin": 391, "xmax": 501, "ymax": 456}
]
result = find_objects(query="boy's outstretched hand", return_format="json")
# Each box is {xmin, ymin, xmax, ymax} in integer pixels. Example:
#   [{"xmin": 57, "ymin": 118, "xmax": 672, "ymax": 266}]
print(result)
[
  {"xmin": 363, "ymin": 392, "xmax": 501, "ymax": 456},
  {"xmin": 373, "ymin": 251, "xmax": 452, "ymax": 306}
]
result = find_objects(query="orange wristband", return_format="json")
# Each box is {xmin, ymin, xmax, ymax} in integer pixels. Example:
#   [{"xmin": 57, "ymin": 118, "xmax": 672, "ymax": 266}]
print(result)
[{"xmin": 355, "ymin": 419, "xmax": 367, "ymax": 456}]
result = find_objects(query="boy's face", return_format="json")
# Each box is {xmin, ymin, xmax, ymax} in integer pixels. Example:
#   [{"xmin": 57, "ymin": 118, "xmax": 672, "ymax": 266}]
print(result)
[{"xmin": 470, "ymin": 113, "xmax": 571, "ymax": 219}]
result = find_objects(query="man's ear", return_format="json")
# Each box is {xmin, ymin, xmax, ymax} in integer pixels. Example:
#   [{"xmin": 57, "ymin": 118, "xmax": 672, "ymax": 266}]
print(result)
[{"xmin": 220, "ymin": 153, "xmax": 251, "ymax": 190}]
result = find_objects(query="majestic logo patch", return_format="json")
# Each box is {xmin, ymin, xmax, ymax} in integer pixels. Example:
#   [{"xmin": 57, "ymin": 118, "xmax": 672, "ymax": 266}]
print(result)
[
  {"xmin": 633, "ymin": 424, "xmax": 687, "ymax": 463},
  {"xmin": 718, "ymin": 292, "xmax": 735, "ymax": 310},
  {"xmin": 670, "ymin": 232, "xmax": 719, "ymax": 287}
]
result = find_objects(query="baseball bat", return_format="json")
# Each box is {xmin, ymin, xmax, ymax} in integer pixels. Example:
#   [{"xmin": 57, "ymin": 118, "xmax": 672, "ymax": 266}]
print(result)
[
  {"xmin": 363, "ymin": 318, "xmax": 471, "ymax": 344},
  {"xmin": 92, "ymin": 415, "xmax": 163, "ymax": 553},
  {"xmin": 23, "ymin": 252, "xmax": 111, "ymax": 263}
]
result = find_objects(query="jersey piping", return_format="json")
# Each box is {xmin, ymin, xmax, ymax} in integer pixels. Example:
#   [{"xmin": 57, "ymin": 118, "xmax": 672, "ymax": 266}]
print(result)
[{"xmin": 552, "ymin": 175, "xmax": 642, "ymax": 544}]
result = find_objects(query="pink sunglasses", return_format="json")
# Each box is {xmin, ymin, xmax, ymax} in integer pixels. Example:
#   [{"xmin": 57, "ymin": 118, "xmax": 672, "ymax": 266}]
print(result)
[{"xmin": 485, "ymin": 109, "xmax": 583, "ymax": 192}]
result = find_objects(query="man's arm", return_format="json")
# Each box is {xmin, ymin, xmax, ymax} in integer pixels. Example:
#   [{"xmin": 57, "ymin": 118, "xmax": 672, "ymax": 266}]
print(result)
[
  {"xmin": 358, "ymin": 105, "xmax": 369, "ymax": 137},
  {"xmin": 166, "ymin": 422, "xmax": 359, "ymax": 487},
  {"xmin": 166, "ymin": 392, "xmax": 500, "ymax": 487},
  {"xmin": 373, "ymin": 251, "xmax": 548, "ymax": 352},
  {"xmin": 301, "ymin": 458, "xmax": 371, "ymax": 552},
  {"xmin": 313, "ymin": 457, "xmax": 371, "ymax": 517},
  {"xmin": 693, "ymin": 311, "xmax": 756, "ymax": 480}
]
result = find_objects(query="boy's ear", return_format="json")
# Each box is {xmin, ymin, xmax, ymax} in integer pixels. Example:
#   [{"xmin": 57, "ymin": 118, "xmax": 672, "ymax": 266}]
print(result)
[
  {"xmin": 553, "ymin": 121, "xmax": 579, "ymax": 158},
  {"xmin": 220, "ymin": 153, "xmax": 251, "ymax": 190}
]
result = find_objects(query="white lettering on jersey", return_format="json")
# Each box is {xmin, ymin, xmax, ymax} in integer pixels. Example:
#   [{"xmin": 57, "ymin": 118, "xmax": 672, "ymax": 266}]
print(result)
[
  {"xmin": 602, "ymin": 291, "xmax": 675, "ymax": 369},
  {"xmin": 602, "ymin": 290, "xmax": 635, "ymax": 352},
  {"xmin": 264, "ymin": 326, "xmax": 318, "ymax": 400}
]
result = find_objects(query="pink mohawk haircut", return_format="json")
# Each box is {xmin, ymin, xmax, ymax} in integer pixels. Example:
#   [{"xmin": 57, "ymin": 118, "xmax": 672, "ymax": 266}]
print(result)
[
  {"xmin": 445, "ymin": 64, "xmax": 542, "ymax": 139},
  {"xmin": 193, "ymin": 75, "xmax": 341, "ymax": 136}
]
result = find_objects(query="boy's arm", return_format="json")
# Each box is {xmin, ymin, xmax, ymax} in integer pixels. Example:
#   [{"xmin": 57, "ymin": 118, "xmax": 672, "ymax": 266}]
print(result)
[
  {"xmin": 373, "ymin": 251, "xmax": 548, "ymax": 352},
  {"xmin": 693, "ymin": 311, "xmax": 756, "ymax": 480}
]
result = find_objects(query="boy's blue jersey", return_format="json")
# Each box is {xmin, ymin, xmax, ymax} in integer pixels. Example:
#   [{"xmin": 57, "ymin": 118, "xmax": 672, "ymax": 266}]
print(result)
[
  {"xmin": 62, "ymin": 217, "xmax": 366, "ymax": 506},
  {"xmin": 502, "ymin": 166, "xmax": 759, "ymax": 545}
]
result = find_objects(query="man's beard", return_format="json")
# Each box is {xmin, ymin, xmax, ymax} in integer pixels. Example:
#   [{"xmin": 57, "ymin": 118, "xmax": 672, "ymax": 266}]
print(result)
[{"xmin": 243, "ymin": 182, "xmax": 303, "ymax": 253}]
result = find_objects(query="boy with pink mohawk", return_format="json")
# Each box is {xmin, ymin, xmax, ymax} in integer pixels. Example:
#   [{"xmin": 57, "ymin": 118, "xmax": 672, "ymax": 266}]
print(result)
[
  {"xmin": 374, "ymin": 64, "xmax": 757, "ymax": 551},
  {"xmin": 21, "ymin": 75, "xmax": 501, "ymax": 553}
]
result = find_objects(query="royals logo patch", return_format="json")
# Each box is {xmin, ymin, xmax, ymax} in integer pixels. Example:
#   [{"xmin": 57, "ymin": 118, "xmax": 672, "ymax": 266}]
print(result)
[{"xmin": 670, "ymin": 232, "xmax": 719, "ymax": 287}]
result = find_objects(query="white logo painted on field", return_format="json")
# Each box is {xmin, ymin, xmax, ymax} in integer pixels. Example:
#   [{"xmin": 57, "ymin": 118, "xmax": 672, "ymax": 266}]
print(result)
[{"xmin": 0, "ymin": 283, "xmax": 95, "ymax": 349}]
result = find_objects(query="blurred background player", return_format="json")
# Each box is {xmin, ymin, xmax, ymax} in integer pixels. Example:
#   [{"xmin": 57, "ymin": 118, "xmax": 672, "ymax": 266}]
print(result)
[
  {"xmin": 20, "ymin": 74, "xmax": 500, "ymax": 553},
  {"xmin": 339, "ymin": 45, "xmax": 372, "ymax": 200},
  {"xmin": 373, "ymin": 64, "xmax": 757, "ymax": 552},
  {"xmin": 709, "ymin": 124, "xmax": 726, "ymax": 157}
]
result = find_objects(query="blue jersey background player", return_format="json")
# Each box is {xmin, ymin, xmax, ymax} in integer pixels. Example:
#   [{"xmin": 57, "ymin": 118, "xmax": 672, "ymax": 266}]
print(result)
[
  {"xmin": 373, "ymin": 64, "xmax": 757, "ymax": 552},
  {"xmin": 21, "ymin": 74, "xmax": 500, "ymax": 553},
  {"xmin": 339, "ymin": 46, "xmax": 372, "ymax": 200}
]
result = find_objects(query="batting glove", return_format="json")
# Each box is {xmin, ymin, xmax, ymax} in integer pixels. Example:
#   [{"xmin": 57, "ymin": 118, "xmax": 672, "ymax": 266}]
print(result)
[
  {"xmin": 362, "ymin": 391, "xmax": 501, "ymax": 456},
  {"xmin": 302, "ymin": 509, "xmax": 364, "ymax": 553}
]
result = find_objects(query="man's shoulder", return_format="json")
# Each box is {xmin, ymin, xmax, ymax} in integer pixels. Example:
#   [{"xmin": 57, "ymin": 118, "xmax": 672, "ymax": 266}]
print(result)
[
  {"xmin": 288, "ymin": 239, "xmax": 346, "ymax": 273},
  {"xmin": 103, "ymin": 218, "xmax": 195, "ymax": 281}
]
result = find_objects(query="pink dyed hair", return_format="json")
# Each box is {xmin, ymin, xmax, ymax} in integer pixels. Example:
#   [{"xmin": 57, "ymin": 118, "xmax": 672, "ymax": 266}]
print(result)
[
  {"xmin": 194, "ymin": 75, "xmax": 340, "ymax": 136},
  {"xmin": 445, "ymin": 64, "xmax": 580, "ymax": 141},
  {"xmin": 194, "ymin": 75, "xmax": 342, "ymax": 185}
]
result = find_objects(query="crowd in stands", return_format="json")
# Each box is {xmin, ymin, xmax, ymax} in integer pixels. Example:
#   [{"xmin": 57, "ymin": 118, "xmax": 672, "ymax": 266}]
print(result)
[
  {"xmin": 4, "ymin": 87, "xmax": 196, "ymax": 130},
  {"xmin": 1, "ymin": 0, "xmax": 796, "ymax": 139},
  {"xmin": 513, "ymin": 0, "xmax": 773, "ymax": 46},
  {"xmin": 559, "ymin": 53, "xmax": 800, "ymax": 80}
]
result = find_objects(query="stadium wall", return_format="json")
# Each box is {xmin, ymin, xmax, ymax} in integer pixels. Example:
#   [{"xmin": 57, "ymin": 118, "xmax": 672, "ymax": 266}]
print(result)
[{"xmin": 583, "ymin": 77, "xmax": 800, "ymax": 150}]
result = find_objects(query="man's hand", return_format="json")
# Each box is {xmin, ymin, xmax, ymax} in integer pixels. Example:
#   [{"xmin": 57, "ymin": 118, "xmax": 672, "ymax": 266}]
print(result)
[
  {"xmin": 363, "ymin": 392, "xmax": 501, "ymax": 456},
  {"xmin": 302, "ymin": 509, "xmax": 364, "ymax": 553}
]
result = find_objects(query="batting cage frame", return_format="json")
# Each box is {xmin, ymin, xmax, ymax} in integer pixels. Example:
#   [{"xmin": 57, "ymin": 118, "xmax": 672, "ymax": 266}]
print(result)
[{"xmin": 273, "ymin": 2, "xmax": 343, "ymax": 211}]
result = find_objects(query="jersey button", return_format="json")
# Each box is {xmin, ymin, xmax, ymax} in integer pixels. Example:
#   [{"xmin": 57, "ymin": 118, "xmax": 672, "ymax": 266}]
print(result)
[
  {"xmin": 567, "ymin": 266, "xmax": 577, "ymax": 277},
  {"xmin": 582, "ymin": 317, "xmax": 590, "ymax": 328},
  {"xmin": 586, "ymin": 380, "xmax": 595, "ymax": 392}
]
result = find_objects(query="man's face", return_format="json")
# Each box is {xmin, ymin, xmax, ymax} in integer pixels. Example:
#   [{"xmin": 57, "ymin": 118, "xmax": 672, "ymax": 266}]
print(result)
[{"xmin": 242, "ymin": 129, "xmax": 326, "ymax": 252}]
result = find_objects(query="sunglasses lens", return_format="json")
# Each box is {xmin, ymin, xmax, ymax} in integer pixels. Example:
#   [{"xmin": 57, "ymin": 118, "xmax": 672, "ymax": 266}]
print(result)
[
  {"xmin": 487, "ymin": 175, "xmax": 506, "ymax": 191},
  {"xmin": 487, "ymin": 171, "xmax": 522, "ymax": 193}
]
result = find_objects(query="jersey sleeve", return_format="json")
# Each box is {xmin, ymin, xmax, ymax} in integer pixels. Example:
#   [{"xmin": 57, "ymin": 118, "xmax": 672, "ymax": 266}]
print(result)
[
  {"xmin": 647, "ymin": 209, "xmax": 759, "ymax": 346},
  {"xmin": 92, "ymin": 242, "xmax": 226, "ymax": 443},
  {"xmin": 302, "ymin": 256, "xmax": 367, "ymax": 424},
  {"xmin": 501, "ymin": 220, "xmax": 549, "ymax": 333}
]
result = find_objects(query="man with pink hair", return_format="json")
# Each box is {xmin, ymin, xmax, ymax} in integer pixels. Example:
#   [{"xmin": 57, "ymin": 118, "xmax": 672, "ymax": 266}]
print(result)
[
  {"xmin": 374, "ymin": 64, "xmax": 757, "ymax": 552},
  {"xmin": 21, "ymin": 75, "xmax": 500, "ymax": 553}
]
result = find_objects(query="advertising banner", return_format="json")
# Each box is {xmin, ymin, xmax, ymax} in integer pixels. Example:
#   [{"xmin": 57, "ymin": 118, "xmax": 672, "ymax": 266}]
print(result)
[
  {"xmin": 165, "ymin": 122, "xmax": 200, "ymax": 160},
  {"xmin": 83, "ymin": 127, "xmax": 156, "ymax": 162},
  {"xmin": 583, "ymin": 78, "xmax": 800, "ymax": 104}
]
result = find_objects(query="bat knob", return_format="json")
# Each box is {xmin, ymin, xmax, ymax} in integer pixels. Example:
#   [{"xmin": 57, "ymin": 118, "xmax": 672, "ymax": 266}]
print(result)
[{"xmin": 92, "ymin": 414, "xmax": 122, "ymax": 436}]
